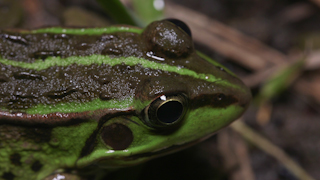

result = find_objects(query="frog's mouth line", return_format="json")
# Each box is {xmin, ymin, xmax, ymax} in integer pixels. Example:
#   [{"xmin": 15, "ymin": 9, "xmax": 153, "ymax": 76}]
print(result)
[{"xmin": 125, "ymin": 135, "xmax": 211, "ymax": 161}]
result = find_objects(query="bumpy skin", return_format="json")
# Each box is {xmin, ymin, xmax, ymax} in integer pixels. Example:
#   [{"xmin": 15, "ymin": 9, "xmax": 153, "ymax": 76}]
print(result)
[{"xmin": 0, "ymin": 20, "xmax": 251, "ymax": 180}]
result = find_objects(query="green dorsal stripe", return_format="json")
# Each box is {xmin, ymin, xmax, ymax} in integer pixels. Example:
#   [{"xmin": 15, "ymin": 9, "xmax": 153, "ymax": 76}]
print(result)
[
  {"xmin": 19, "ymin": 26, "xmax": 143, "ymax": 35},
  {"xmin": 0, "ymin": 55, "xmax": 220, "ymax": 83},
  {"xmin": 26, "ymin": 97, "xmax": 136, "ymax": 115}
]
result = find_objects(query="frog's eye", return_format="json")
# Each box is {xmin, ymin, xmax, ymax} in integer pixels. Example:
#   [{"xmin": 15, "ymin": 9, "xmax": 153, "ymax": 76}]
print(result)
[
  {"xmin": 166, "ymin": 19, "xmax": 192, "ymax": 37},
  {"xmin": 144, "ymin": 94, "xmax": 188, "ymax": 129}
]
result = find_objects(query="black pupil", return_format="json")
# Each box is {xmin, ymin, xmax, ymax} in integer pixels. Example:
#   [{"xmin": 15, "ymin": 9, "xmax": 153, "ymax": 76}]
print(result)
[{"xmin": 157, "ymin": 100, "xmax": 184, "ymax": 124}]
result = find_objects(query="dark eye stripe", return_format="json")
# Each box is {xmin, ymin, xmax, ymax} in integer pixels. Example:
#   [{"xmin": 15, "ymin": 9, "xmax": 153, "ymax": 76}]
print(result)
[{"xmin": 190, "ymin": 94, "xmax": 238, "ymax": 109}]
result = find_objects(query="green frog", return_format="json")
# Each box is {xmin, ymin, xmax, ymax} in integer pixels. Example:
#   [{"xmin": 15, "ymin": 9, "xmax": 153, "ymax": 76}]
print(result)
[{"xmin": 0, "ymin": 19, "xmax": 251, "ymax": 180}]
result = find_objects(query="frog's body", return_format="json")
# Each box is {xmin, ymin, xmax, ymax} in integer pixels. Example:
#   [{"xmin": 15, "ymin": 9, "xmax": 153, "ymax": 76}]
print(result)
[{"xmin": 0, "ymin": 20, "xmax": 251, "ymax": 180}]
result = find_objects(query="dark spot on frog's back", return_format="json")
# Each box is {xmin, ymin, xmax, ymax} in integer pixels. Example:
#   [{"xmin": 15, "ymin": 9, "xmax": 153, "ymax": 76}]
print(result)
[
  {"xmin": 100, "ymin": 34, "xmax": 117, "ymax": 41},
  {"xmin": 46, "ymin": 86, "xmax": 78, "ymax": 99},
  {"xmin": 31, "ymin": 50, "xmax": 63, "ymax": 60},
  {"xmin": 101, "ymin": 32, "xmax": 145, "ymax": 57},
  {"xmin": 2, "ymin": 172, "xmax": 15, "ymax": 180},
  {"xmin": 0, "ymin": 34, "xmax": 28, "ymax": 45},
  {"xmin": 191, "ymin": 94, "xmax": 238, "ymax": 109},
  {"xmin": 102, "ymin": 47, "xmax": 123, "ymax": 56},
  {"xmin": 0, "ymin": 74, "xmax": 9, "ymax": 82},
  {"xmin": 13, "ymin": 71, "xmax": 44, "ymax": 80},
  {"xmin": 99, "ymin": 92, "xmax": 113, "ymax": 101},
  {"xmin": 101, "ymin": 123, "xmax": 133, "ymax": 150},
  {"xmin": 93, "ymin": 75, "xmax": 111, "ymax": 85},
  {"xmin": 10, "ymin": 153, "xmax": 22, "ymax": 166},
  {"xmin": 75, "ymin": 42, "xmax": 91, "ymax": 51},
  {"xmin": 31, "ymin": 160, "xmax": 43, "ymax": 172}
]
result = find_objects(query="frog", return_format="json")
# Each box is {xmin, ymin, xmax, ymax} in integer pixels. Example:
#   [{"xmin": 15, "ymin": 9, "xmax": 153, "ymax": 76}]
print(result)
[{"xmin": 0, "ymin": 19, "xmax": 251, "ymax": 180}]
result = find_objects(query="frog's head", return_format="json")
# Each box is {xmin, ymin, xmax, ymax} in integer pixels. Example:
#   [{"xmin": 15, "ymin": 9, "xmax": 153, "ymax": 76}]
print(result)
[
  {"xmin": 75, "ymin": 19, "xmax": 251, "ymax": 168},
  {"xmin": 0, "ymin": 19, "xmax": 251, "ymax": 172}
]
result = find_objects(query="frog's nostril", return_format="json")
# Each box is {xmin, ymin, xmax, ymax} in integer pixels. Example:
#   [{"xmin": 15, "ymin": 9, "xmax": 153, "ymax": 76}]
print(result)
[
  {"xmin": 215, "ymin": 93, "xmax": 226, "ymax": 101},
  {"xmin": 101, "ymin": 123, "xmax": 133, "ymax": 150}
]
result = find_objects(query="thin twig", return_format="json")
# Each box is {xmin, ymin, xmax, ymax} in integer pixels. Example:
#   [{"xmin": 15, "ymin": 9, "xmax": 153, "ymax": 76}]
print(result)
[
  {"xmin": 231, "ymin": 120, "xmax": 316, "ymax": 180},
  {"xmin": 218, "ymin": 130, "xmax": 255, "ymax": 180}
]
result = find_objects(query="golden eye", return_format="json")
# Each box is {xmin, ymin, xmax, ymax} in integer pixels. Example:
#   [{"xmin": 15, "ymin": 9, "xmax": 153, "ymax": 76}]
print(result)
[{"xmin": 144, "ymin": 94, "xmax": 188, "ymax": 129}]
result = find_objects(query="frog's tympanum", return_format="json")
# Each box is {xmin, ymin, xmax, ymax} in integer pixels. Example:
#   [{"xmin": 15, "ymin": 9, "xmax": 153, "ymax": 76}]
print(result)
[{"xmin": 0, "ymin": 20, "xmax": 251, "ymax": 180}]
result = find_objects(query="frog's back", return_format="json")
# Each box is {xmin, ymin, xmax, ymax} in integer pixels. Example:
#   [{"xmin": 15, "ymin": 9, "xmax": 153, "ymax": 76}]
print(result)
[{"xmin": 0, "ymin": 21, "xmax": 248, "ymax": 121}]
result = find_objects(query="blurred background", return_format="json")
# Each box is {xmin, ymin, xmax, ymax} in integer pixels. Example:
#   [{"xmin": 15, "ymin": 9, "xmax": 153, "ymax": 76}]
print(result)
[{"xmin": 1, "ymin": 0, "xmax": 319, "ymax": 179}]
